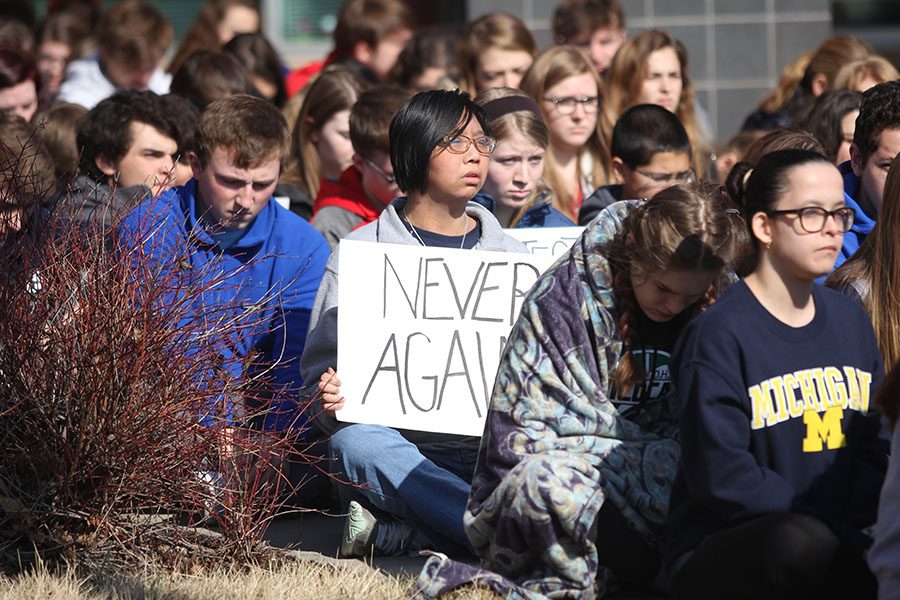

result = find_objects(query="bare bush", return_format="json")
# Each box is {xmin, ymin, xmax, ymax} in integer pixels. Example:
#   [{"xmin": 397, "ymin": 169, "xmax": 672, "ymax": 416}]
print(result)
[{"xmin": 0, "ymin": 137, "xmax": 321, "ymax": 573}]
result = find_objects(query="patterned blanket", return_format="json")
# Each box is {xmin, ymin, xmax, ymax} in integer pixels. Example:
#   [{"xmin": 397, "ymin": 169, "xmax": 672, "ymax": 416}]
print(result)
[{"xmin": 415, "ymin": 201, "xmax": 680, "ymax": 599}]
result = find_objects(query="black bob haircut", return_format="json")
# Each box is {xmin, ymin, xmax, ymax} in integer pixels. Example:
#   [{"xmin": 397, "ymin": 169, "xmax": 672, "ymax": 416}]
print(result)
[
  {"xmin": 611, "ymin": 104, "xmax": 691, "ymax": 169},
  {"xmin": 389, "ymin": 89, "xmax": 491, "ymax": 195},
  {"xmin": 77, "ymin": 90, "xmax": 180, "ymax": 184}
]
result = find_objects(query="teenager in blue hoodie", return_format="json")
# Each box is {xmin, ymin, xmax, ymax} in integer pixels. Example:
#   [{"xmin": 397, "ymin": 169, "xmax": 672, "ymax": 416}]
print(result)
[
  {"xmin": 666, "ymin": 149, "xmax": 887, "ymax": 600},
  {"xmin": 835, "ymin": 80, "xmax": 900, "ymax": 271},
  {"xmin": 117, "ymin": 95, "xmax": 330, "ymax": 454}
]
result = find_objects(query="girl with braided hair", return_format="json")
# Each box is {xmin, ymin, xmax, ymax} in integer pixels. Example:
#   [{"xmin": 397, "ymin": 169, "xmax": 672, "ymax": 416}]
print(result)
[
  {"xmin": 666, "ymin": 149, "xmax": 887, "ymax": 600},
  {"xmin": 418, "ymin": 184, "xmax": 745, "ymax": 598}
]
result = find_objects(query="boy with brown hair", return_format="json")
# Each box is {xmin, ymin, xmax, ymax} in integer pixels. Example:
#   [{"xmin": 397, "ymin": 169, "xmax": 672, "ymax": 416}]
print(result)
[
  {"xmin": 553, "ymin": 0, "xmax": 626, "ymax": 74},
  {"xmin": 55, "ymin": 90, "xmax": 178, "ymax": 228},
  {"xmin": 311, "ymin": 84, "xmax": 409, "ymax": 248},
  {"xmin": 118, "ymin": 94, "xmax": 330, "ymax": 439},
  {"xmin": 58, "ymin": 0, "xmax": 173, "ymax": 109},
  {"xmin": 285, "ymin": 0, "xmax": 414, "ymax": 96},
  {"xmin": 835, "ymin": 80, "xmax": 900, "ymax": 270}
]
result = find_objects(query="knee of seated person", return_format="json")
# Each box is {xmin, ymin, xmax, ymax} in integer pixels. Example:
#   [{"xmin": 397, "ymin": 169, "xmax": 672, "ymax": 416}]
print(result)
[
  {"xmin": 329, "ymin": 423, "xmax": 396, "ymax": 454},
  {"xmin": 327, "ymin": 423, "xmax": 409, "ymax": 468}
]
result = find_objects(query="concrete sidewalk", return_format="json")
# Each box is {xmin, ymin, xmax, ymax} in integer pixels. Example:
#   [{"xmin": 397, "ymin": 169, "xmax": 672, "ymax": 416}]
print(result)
[
  {"xmin": 264, "ymin": 511, "xmax": 667, "ymax": 598},
  {"xmin": 265, "ymin": 510, "xmax": 429, "ymax": 578}
]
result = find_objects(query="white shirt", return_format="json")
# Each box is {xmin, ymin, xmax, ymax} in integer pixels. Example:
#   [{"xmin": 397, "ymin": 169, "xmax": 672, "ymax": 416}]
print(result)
[{"xmin": 57, "ymin": 53, "xmax": 171, "ymax": 109}]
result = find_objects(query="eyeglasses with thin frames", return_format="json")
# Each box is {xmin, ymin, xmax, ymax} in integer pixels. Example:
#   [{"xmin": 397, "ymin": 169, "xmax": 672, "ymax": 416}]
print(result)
[
  {"xmin": 635, "ymin": 169, "xmax": 695, "ymax": 184},
  {"xmin": 543, "ymin": 96, "xmax": 601, "ymax": 115},
  {"xmin": 441, "ymin": 134, "xmax": 497, "ymax": 156},
  {"xmin": 765, "ymin": 206, "xmax": 855, "ymax": 233},
  {"xmin": 361, "ymin": 156, "xmax": 395, "ymax": 184}
]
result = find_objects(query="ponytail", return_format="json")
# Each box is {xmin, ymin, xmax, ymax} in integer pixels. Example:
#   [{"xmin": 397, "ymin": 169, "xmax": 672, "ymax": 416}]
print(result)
[{"xmin": 726, "ymin": 149, "xmax": 833, "ymax": 275}]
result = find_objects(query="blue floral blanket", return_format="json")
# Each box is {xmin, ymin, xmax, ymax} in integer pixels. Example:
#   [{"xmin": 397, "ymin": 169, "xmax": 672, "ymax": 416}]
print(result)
[{"xmin": 415, "ymin": 201, "xmax": 680, "ymax": 599}]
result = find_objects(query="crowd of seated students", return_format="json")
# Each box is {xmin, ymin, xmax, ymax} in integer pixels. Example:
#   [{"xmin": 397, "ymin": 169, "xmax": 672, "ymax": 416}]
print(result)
[{"xmin": 4, "ymin": 0, "xmax": 900, "ymax": 597}]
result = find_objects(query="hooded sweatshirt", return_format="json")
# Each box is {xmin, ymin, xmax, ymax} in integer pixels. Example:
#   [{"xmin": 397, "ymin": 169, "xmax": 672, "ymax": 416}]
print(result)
[
  {"xmin": 57, "ymin": 53, "xmax": 171, "ymax": 110},
  {"xmin": 54, "ymin": 175, "xmax": 150, "ymax": 228},
  {"xmin": 299, "ymin": 197, "xmax": 527, "ymax": 451},
  {"xmin": 118, "ymin": 179, "xmax": 330, "ymax": 431},
  {"xmin": 836, "ymin": 160, "xmax": 877, "ymax": 270},
  {"xmin": 311, "ymin": 166, "xmax": 385, "ymax": 249},
  {"xmin": 578, "ymin": 184, "xmax": 624, "ymax": 226}
]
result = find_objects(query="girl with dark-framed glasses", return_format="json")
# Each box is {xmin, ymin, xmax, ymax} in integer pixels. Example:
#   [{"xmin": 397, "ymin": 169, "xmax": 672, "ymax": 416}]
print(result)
[
  {"xmin": 666, "ymin": 149, "xmax": 888, "ymax": 600},
  {"xmin": 519, "ymin": 45, "xmax": 613, "ymax": 223}
]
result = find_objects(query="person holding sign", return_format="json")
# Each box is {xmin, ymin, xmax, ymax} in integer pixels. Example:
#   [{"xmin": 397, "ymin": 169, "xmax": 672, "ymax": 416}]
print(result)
[
  {"xmin": 418, "ymin": 185, "xmax": 744, "ymax": 597},
  {"xmin": 666, "ymin": 150, "xmax": 886, "ymax": 599},
  {"xmin": 471, "ymin": 87, "xmax": 574, "ymax": 229},
  {"xmin": 300, "ymin": 89, "xmax": 527, "ymax": 558}
]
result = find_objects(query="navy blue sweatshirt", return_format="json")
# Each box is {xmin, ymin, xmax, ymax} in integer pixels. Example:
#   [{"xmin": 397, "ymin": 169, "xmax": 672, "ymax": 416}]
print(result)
[{"xmin": 665, "ymin": 280, "xmax": 888, "ymax": 577}]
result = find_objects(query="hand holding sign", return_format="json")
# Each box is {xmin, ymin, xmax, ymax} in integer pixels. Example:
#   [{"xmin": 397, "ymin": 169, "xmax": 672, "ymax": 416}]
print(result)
[
  {"xmin": 336, "ymin": 240, "xmax": 554, "ymax": 436},
  {"xmin": 317, "ymin": 367, "xmax": 344, "ymax": 415}
]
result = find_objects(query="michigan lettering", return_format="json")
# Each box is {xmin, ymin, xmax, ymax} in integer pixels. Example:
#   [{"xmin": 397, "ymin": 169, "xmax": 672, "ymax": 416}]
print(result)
[{"xmin": 747, "ymin": 366, "xmax": 873, "ymax": 453}]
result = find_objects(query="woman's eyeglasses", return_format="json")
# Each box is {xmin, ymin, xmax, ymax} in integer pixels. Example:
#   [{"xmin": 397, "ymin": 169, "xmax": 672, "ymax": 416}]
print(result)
[
  {"xmin": 441, "ymin": 134, "xmax": 497, "ymax": 156},
  {"xmin": 543, "ymin": 96, "xmax": 601, "ymax": 115},
  {"xmin": 765, "ymin": 206, "xmax": 855, "ymax": 233}
]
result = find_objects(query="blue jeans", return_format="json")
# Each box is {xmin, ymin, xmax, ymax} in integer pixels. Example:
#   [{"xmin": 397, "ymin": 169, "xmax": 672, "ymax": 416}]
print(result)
[{"xmin": 328, "ymin": 423, "xmax": 477, "ymax": 555}]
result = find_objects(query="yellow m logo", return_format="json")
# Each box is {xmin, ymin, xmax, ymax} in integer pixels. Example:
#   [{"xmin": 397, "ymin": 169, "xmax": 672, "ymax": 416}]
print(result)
[{"xmin": 802, "ymin": 407, "xmax": 846, "ymax": 452}]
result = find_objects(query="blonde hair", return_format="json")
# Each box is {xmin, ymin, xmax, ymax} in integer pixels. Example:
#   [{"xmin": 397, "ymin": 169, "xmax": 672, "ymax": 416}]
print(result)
[
  {"xmin": 457, "ymin": 13, "xmax": 537, "ymax": 95},
  {"xmin": 281, "ymin": 66, "xmax": 368, "ymax": 198},
  {"xmin": 474, "ymin": 87, "xmax": 551, "ymax": 227},
  {"xmin": 519, "ymin": 45, "xmax": 612, "ymax": 220},
  {"xmin": 604, "ymin": 29, "xmax": 712, "ymax": 179},
  {"xmin": 834, "ymin": 55, "xmax": 900, "ymax": 92},
  {"xmin": 760, "ymin": 51, "xmax": 812, "ymax": 113}
]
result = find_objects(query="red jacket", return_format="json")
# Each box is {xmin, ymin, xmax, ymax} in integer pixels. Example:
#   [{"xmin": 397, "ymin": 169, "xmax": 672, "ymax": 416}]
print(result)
[
  {"xmin": 312, "ymin": 166, "xmax": 383, "ymax": 228},
  {"xmin": 285, "ymin": 59, "xmax": 327, "ymax": 98}
]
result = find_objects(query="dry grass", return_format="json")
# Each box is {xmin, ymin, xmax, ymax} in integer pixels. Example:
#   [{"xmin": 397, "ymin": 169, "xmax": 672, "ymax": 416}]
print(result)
[{"xmin": 0, "ymin": 560, "xmax": 499, "ymax": 600}]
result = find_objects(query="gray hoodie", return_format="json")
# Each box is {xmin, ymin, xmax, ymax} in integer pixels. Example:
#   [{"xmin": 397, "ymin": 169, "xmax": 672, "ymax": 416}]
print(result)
[
  {"xmin": 54, "ymin": 175, "xmax": 150, "ymax": 228},
  {"xmin": 299, "ymin": 197, "xmax": 527, "ymax": 448}
]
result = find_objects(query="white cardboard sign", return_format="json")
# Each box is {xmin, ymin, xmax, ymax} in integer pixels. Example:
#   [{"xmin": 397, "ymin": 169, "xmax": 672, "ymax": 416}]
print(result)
[
  {"xmin": 336, "ymin": 240, "xmax": 555, "ymax": 436},
  {"xmin": 504, "ymin": 227, "xmax": 585, "ymax": 257}
]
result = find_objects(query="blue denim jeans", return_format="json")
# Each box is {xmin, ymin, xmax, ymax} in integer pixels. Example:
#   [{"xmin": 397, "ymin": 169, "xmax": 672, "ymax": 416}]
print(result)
[{"xmin": 328, "ymin": 423, "xmax": 478, "ymax": 555}]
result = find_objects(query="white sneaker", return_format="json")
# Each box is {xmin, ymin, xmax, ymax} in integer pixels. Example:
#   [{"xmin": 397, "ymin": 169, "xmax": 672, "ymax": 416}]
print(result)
[{"xmin": 339, "ymin": 501, "xmax": 417, "ymax": 558}]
